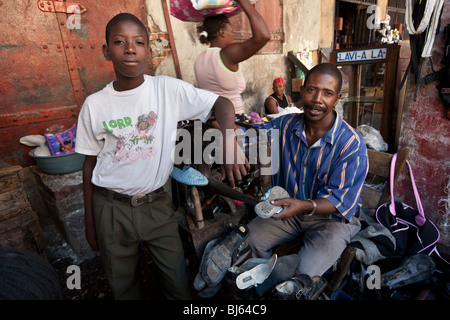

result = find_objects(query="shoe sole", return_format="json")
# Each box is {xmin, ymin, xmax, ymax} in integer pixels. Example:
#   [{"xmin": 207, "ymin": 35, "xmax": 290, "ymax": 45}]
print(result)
[
  {"xmin": 194, "ymin": 238, "xmax": 221, "ymax": 291},
  {"xmin": 254, "ymin": 186, "xmax": 290, "ymax": 218},
  {"xmin": 201, "ymin": 225, "xmax": 249, "ymax": 287},
  {"xmin": 236, "ymin": 254, "xmax": 278, "ymax": 289}
]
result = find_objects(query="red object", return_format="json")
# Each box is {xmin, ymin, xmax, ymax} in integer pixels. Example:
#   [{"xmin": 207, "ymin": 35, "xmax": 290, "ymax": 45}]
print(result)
[
  {"xmin": 0, "ymin": 0, "xmax": 148, "ymax": 166},
  {"xmin": 233, "ymin": 200, "xmax": 244, "ymax": 208},
  {"xmin": 273, "ymin": 77, "xmax": 285, "ymax": 85}
]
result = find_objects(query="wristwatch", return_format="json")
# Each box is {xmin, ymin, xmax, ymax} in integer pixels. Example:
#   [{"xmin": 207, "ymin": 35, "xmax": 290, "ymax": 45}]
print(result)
[{"xmin": 303, "ymin": 199, "xmax": 317, "ymax": 216}]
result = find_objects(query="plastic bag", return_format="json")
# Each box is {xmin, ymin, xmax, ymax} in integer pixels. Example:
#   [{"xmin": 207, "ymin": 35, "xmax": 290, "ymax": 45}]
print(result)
[
  {"xmin": 357, "ymin": 125, "xmax": 388, "ymax": 151},
  {"xmin": 170, "ymin": 0, "xmax": 254, "ymax": 22},
  {"xmin": 191, "ymin": 0, "xmax": 234, "ymax": 10},
  {"xmin": 19, "ymin": 135, "xmax": 51, "ymax": 157}
]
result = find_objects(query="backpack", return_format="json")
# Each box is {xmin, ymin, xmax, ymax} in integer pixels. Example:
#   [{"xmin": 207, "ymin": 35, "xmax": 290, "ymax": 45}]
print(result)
[{"xmin": 424, "ymin": 23, "xmax": 450, "ymax": 120}]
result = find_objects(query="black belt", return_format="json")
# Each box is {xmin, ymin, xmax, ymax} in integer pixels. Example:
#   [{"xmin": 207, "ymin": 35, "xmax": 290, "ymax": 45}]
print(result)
[{"xmin": 95, "ymin": 186, "xmax": 165, "ymax": 207}]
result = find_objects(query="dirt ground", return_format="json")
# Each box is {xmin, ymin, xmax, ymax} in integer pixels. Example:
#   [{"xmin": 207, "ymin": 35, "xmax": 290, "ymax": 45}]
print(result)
[{"xmin": 51, "ymin": 245, "xmax": 167, "ymax": 300}]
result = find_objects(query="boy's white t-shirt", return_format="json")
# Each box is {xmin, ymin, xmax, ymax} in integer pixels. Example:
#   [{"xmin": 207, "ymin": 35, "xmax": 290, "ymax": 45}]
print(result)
[{"xmin": 75, "ymin": 74, "xmax": 218, "ymax": 195}]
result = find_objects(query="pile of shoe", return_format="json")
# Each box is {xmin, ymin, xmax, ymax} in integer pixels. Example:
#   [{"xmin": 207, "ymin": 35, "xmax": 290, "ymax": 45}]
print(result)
[
  {"xmin": 331, "ymin": 253, "xmax": 445, "ymax": 300},
  {"xmin": 223, "ymin": 253, "xmax": 327, "ymax": 300},
  {"xmin": 194, "ymin": 224, "xmax": 251, "ymax": 298},
  {"xmin": 193, "ymin": 224, "xmax": 328, "ymax": 300}
]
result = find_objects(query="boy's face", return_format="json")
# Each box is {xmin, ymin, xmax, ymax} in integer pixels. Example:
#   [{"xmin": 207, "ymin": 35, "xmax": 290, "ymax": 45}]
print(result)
[{"xmin": 103, "ymin": 20, "xmax": 148, "ymax": 83}]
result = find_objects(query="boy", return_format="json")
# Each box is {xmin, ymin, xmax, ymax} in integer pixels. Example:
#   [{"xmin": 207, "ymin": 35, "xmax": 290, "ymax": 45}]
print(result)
[{"xmin": 75, "ymin": 13, "xmax": 248, "ymax": 299}]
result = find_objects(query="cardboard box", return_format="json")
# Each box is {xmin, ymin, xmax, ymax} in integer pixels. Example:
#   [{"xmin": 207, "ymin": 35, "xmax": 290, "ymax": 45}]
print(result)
[{"xmin": 292, "ymin": 78, "xmax": 303, "ymax": 92}]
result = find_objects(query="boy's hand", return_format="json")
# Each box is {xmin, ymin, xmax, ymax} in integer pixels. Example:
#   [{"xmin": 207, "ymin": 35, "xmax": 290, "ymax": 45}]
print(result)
[
  {"xmin": 221, "ymin": 144, "xmax": 250, "ymax": 188},
  {"xmin": 85, "ymin": 221, "xmax": 99, "ymax": 251},
  {"xmin": 212, "ymin": 96, "xmax": 251, "ymax": 188}
]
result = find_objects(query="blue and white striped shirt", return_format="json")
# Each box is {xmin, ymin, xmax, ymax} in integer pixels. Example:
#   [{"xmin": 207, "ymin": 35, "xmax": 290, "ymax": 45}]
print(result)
[{"xmin": 258, "ymin": 111, "xmax": 368, "ymax": 222}]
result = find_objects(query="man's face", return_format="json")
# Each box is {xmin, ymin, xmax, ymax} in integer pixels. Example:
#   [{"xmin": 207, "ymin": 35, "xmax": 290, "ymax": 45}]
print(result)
[
  {"xmin": 103, "ymin": 21, "xmax": 148, "ymax": 80},
  {"xmin": 300, "ymin": 72, "xmax": 341, "ymax": 123}
]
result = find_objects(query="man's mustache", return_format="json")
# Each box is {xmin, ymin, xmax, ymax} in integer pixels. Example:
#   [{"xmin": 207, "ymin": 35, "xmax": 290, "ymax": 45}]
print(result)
[{"xmin": 304, "ymin": 104, "xmax": 327, "ymax": 112}]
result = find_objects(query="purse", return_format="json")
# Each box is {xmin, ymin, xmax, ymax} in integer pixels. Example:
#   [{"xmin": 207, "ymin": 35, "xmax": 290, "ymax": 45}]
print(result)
[{"xmin": 375, "ymin": 153, "xmax": 440, "ymax": 259}]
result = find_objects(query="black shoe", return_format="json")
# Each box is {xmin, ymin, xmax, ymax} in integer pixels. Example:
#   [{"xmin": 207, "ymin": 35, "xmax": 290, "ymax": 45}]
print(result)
[
  {"xmin": 200, "ymin": 225, "xmax": 249, "ymax": 288},
  {"xmin": 381, "ymin": 254, "xmax": 436, "ymax": 289}
]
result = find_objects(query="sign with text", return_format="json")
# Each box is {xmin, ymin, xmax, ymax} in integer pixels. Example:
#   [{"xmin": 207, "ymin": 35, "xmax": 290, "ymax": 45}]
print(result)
[{"xmin": 336, "ymin": 47, "xmax": 387, "ymax": 63}]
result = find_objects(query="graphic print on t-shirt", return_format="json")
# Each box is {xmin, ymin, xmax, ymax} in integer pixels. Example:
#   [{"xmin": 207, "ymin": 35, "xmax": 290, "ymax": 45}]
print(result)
[{"xmin": 101, "ymin": 111, "xmax": 158, "ymax": 163}]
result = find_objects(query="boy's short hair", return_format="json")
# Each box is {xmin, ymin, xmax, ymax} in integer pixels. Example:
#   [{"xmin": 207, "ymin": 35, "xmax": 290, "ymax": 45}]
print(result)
[
  {"xmin": 305, "ymin": 63, "xmax": 343, "ymax": 93},
  {"xmin": 105, "ymin": 13, "xmax": 149, "ymax": 45}
]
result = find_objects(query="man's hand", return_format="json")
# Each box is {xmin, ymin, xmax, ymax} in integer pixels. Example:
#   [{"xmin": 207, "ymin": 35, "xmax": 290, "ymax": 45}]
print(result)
[
  {"xmin": 269, "ymin": 198, "xmax": 305, "ymax": 220},
  {"xmin": 270, "ymin": 197, "xmax": 337, "ymax": 220}
]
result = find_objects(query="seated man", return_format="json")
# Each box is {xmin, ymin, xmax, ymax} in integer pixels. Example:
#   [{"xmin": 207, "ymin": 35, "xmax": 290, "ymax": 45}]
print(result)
[
  {"xmin": 264, "ymin": 77, "xmax": 293, "ymax": 115},
  {"xmin": 247, "ymin": 63, "xmax": 368, "ymax": 277}
]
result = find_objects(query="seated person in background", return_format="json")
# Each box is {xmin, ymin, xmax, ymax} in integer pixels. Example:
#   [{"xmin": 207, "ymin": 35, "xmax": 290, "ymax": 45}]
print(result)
[{"xmin": 264, "ymin": 77, "xmax": 293, "ymax": 115}]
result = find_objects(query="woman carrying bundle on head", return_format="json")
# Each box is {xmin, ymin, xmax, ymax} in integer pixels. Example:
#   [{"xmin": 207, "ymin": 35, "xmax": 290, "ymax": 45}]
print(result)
[{"xmin": 194, "ymin": 0, "xmax": 270, "ymax": 124}]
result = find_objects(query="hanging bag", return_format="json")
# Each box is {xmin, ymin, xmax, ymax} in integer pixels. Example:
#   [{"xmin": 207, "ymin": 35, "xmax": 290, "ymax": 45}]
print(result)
[{"xmin": 375, "ymin": 153, "xmax": 440, "ymax": 259}]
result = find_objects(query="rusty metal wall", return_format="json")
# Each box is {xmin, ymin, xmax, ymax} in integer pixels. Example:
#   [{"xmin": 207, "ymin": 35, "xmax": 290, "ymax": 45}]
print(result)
[
  {"xmin": 229, "ymin": 0, "xmax": 283, "ymax": 54},
  {"xmin": 0, "ymin": 0, "xmax": 147, "ymax": 166}
]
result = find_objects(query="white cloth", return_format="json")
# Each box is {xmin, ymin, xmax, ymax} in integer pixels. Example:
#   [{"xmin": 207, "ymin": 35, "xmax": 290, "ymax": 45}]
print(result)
[
  {"xmin": 266, "ymin": 106, "xmax": 303, "ymax": 120},
  {"xmin": 75, "ymin": 75, "xmax": 218, "ymax": 195},
  {"xmin": 405, "ymin": 0, "xmax": 445, "ymax": 58}
]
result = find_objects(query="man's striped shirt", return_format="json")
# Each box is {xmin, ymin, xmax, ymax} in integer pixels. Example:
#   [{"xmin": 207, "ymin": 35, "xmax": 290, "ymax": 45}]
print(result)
[{"xmin": 258, "ymin": 111, "xmax": 368, "ymax": 222}]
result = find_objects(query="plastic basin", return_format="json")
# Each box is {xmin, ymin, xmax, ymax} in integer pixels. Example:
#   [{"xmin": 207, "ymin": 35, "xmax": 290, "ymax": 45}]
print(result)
[{"xmin": 29, "ymin": 149, "xmax": 85, "ymax": 174}]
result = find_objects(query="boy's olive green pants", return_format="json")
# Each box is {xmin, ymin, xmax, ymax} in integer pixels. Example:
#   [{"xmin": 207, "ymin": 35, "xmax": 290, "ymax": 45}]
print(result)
[{"xmin": 92, "ymin": 188, "xmax": 192, "ymax": 300}]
